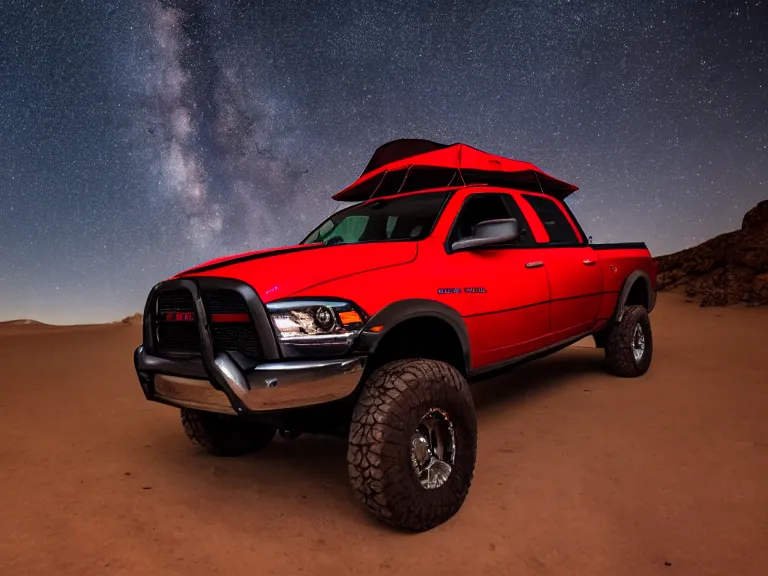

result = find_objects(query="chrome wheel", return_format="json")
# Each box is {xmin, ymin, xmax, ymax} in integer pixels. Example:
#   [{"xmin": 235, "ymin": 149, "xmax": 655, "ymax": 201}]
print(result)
[
  {"xmin": 632, "ymin": 323, "xmax": 645, "ymax": 363},
  {"xmin": 410, "ymin": 408, "xmax": 456, "ymax": 490}
]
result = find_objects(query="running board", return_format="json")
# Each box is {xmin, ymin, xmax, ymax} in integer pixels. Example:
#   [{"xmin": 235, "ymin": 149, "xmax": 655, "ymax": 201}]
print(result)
[{"xmin": 467, "ymin": 331, "xmax": 594, "ymax": 382}]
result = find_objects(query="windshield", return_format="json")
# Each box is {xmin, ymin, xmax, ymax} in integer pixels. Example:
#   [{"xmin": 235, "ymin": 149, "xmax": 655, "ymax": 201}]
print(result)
[{"xmin": 301, "ymin": 191, "xmax": 451, "ymax": 246}]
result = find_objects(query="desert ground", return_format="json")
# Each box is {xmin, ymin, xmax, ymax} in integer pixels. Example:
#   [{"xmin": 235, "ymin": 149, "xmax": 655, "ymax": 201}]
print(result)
[{"xmin": 1, "ymin": 293, "xmax": 766, "ymax": 575}]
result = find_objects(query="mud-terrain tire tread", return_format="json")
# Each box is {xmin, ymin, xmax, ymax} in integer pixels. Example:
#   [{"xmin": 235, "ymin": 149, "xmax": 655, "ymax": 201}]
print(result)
[
  {"xmin": 181, "ymin": 408, "xmax": 275, "ymax": 457},
  {"xmin": 604, "ymin": 305, "xmax": 653, "ymax": 377},
  {"xmin": 347, "ymin": 359, "xmax": 477, "ymax": 532}
]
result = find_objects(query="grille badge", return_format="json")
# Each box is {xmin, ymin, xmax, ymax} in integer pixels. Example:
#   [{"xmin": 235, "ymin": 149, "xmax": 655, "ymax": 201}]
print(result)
[{"xmin": 163, "ymin": 311, "xmax": 195, "ymax": 322}]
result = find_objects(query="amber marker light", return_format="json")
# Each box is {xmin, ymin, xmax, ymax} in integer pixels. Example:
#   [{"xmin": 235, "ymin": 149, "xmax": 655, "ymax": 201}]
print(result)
[
  {"xmin": 368, "ymin": 325, "xmax": 384, "ymax": 333},
  {"xmin": 339, "ymin": 310, "xmax": 363, "ymax": 325}
]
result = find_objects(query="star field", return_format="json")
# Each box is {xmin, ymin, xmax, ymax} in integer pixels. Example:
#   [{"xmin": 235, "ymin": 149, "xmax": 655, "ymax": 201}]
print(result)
[{"xmin": 1, "ymin": 0, "xmax": 766, "ymax": 323}]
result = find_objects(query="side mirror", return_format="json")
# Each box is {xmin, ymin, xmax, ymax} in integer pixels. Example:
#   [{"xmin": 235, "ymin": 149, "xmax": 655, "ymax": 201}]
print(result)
[{"xmin": 451, "ymin": 218, "xmax": 520, "ymax": 252}]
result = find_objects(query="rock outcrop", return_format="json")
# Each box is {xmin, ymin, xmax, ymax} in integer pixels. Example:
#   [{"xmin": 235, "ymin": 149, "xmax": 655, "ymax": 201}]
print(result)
[
  {"xmin": 654, "ymin": 200, "xmax": 768, "ymax": 306},
  {"xmin": 119, "ymin": 313, "xmax": 143, "ymax": 325}
]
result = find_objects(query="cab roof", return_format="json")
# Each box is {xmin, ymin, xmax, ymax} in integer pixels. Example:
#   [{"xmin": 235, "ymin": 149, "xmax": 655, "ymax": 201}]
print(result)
[{"xmin": 333, "ymin": 139, "xmax": 579, "ymax": 202}]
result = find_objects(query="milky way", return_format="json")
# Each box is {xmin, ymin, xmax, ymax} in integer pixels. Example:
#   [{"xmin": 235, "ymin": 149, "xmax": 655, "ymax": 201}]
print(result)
[
  {"xmin": 146, "ymin": 0, "xmax": 307, "ymax": 250},
  {"xmin": 0, "ymin": 0, "xmax": 766, "ymax": 323}
]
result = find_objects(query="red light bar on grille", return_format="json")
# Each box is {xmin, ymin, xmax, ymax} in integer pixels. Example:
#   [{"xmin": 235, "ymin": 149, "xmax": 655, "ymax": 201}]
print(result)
[{"xmin": 210, "ymin": 313, "xmax": 250, "ymax": 323}]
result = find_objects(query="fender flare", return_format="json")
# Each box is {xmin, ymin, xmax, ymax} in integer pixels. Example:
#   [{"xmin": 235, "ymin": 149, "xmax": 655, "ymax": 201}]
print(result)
[
  {"xmin": 354, "ymin": 298, "xmax": 472, "ymax": 374},
  {"xmin": 614, "ymin": 270, "xmax": 656, "ymax": 322}
]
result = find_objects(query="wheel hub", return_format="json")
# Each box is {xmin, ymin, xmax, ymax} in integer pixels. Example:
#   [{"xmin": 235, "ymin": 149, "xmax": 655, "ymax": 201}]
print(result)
[
  {"xmin": 632, "ymin": 323, "xmax": 645, "ymax": 363},
  {"xmin": 410, "ymin": 408, "xmax": 456, "ymax": 490}
]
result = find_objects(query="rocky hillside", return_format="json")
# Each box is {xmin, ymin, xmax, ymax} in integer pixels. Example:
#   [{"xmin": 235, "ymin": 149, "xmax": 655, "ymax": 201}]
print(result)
[
  {"xmin": 654, "ymin": 200, "xmax": 768, "ymax": 306},
  {"xmin": 118, "ymin": 313, "xmax": 143, "ymax": 325}
]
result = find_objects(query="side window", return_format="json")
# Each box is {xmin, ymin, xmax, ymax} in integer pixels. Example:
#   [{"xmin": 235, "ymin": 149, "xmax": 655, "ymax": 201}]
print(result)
[
  {"xmin": 449, "ymin": 193, "xmax": 533, "ymax": 248},
  {"xmin": 520, "ymin": 194, "xmax": 580, "ymax": 245},
  {"xmin": 386, "ymin": 216, "xmax": 397, "ymax": 237},
  {"xmin": 500, "ymin": 194, "xmax": 534, "ymax": 246}
]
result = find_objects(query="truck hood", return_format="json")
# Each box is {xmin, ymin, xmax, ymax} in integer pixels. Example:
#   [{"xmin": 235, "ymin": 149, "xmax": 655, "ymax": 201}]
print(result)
[{"xmin": 174, "ymin": 242, "xmax": 417, "ymax": 302}]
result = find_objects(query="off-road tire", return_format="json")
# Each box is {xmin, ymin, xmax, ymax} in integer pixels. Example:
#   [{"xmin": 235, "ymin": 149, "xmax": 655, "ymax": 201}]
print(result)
[
  {"xmin": 604, "ymin": 305, "xmax": 653, "ymax": 377},
  {"xmin": 347, "ymin": 359, "xmax": 477, "ymax": 531},
  {"xmin": 180, "ymin": 408, "xmax": 276, "ymax": 457}
]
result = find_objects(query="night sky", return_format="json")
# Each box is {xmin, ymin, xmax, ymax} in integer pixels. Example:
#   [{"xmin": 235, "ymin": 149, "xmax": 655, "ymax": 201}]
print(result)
[{"xmin": 1, "ymin": 0, "xmax": 766, "ymax": 324}]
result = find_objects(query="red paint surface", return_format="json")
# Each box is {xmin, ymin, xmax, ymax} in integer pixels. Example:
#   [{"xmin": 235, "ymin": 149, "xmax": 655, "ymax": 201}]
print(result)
[{"xmin": 170, "ymin": 165, "xmax": 654, "ymax": 373}]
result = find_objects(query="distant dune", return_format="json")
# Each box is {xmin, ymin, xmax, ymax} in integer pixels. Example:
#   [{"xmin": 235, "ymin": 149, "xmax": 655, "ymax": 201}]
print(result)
[
  {"xmin": 0, "ymin": 319, "xmax": 47, "ymax": 326},
  {"xmin": 0, "ymin": 314, "xmax": 143, "ymax": 329}
]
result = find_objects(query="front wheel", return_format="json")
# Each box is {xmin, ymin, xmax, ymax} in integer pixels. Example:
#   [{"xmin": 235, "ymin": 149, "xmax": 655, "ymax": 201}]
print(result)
[
  {"xmin": 347, "ymin": 359, "xmax": 477, "ymax": 532},
  {"xmin": 603, "ymin": 305, "xmax": 653, "ymax": 377},
  {"xmin": 181, "ymin": 408, "xmax": 276, "ymax": 457}
]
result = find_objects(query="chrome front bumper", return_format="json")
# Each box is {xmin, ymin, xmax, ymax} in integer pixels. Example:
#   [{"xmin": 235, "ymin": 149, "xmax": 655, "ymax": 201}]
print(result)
[{"xmin": 134, "ymin": 346, "xmax": 367, "ymax": 415}]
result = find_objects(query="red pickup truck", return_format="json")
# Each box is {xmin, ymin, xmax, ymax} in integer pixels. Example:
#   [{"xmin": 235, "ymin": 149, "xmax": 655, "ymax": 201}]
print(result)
[{"xmin": 134, "ymin": 139, "xmax": 657, "ymax": 531}]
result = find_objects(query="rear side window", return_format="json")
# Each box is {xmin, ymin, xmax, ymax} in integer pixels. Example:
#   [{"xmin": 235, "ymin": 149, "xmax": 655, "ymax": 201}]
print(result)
[{"xmin": 520, "ymin": 194, "xmax": 580, "ymax": 245}]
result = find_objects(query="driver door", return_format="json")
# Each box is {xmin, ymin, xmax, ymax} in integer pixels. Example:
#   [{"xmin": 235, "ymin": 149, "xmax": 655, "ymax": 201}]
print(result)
[{"xmin": 440, "ymin": 192, "xmax": 551, "ymax": 368}]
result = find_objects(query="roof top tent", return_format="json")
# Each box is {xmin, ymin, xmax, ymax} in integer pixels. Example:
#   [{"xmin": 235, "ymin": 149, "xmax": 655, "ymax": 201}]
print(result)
[{"xmin": 332, "ymin": 139, "xmax": 579, "ymax": 202}]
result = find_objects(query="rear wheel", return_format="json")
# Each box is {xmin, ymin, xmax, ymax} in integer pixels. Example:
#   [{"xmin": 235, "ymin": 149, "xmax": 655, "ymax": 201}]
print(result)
[
  {"xmin": 603, "ymin": 305, "xmax": 653, "ymax": 377},
  {"xmin": 181, "ymin": 408, "xmax": 276, "ymax": 456},
  {"xmin": 347, "ymin": 359, "xmax": 477, "ymax": 531}
]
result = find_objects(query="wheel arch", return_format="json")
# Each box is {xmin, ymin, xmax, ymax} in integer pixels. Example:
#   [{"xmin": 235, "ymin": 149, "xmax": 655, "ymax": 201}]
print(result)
[
  {"xmin": 354, "ymin": 298, "xmax": 472, "ymax": 375},
  {"xmin": 614, "ymin": 270, "xmax": 655, "ymax": 322}
]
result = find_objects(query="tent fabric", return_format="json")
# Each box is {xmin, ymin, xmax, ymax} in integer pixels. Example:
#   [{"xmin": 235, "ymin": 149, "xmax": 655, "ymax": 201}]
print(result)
[
  {"xmin": 334, "ymin": 139, "xmax": 579, "ymax": 202},
  {"xmin": 361, "ymin": 139, "xmax": 451, "ymax": 175}
]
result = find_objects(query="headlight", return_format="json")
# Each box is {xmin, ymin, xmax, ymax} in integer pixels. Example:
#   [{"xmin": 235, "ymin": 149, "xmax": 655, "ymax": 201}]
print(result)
[{"xmin": 266, "ymin": 299, "xmax": 366, "ymax": 344}]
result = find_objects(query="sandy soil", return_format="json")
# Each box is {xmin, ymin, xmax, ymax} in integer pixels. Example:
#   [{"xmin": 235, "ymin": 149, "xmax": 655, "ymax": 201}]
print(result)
[{"xmin": 1, "ymin": 293, "xmax": 767, "ymax": 576}]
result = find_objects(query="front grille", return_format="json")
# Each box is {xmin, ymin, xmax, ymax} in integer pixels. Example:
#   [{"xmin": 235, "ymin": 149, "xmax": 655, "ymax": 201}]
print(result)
[
  {"xmin": 157, "ymin": 290, "xmax": 194, "ymax": 313},
  {"xmin": 151, "ymin": 287, "xmax": 264, "ymax": 360},
  {"xmin": 155, "ymin": 322, "xmax": 201, "ymax": 354},
  {"xmin": 204, "ymin": 291, "xmax": 263, "ymax": 359},
  {"xmin": 202, "ymin": 290, "xmax": 249, "ymax": 314},
  {"xmin": 211, "ymin": 325, "xmax": 263, "ymax": 358},
  {"xmin": 155, "ymin": 289, "xmax": 199, "ymax": 354}
]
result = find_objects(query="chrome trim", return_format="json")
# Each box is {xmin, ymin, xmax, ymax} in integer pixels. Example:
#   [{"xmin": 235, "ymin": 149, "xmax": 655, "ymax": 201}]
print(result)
[
  {"xmin": 525, "ymin": 261, "xmax": 544, "ymax": 268},
  {"xmin": 250, "ymin": 359, "xmax": 360, "ymax": 372},
  {"xmin": 410, "ymin": 407, "xmax": 456, "ymax": 490},
  {"xmin": 243, "ymin": 356, "xmax": 366, "ymax": 410},
  {"xmin": 214, "ymin": 354, "xmax": 250, "ymax": 397},
  {"xmin": 279, "ymin": 333, "xmax": 355, "ymax": 343},
  {"xmin": 136, "ymin": 345, "xmax": 367, "ymax": 413},
  {"xmin": 266, "ymin": 299, "xmax": 355, "ymax": 310},
  {"xmin": 154, "ymin": 375, "xmax": 236, "ymax": 415},
  {"xmin": 632, "ymin": 323, "xmax": 646, "ymax": 363},
  {"xmin": 134, "ymin": 345, "xmax": 207, "ymax": 379}
]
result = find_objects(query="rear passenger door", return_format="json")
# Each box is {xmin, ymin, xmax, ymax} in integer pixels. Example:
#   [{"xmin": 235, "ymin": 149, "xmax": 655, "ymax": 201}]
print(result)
[
  {"xmin": 443, "ymin": 192, "xmax": 551, "ymax": 366},
  {"xmin": 518, "ymin": 193, "xmax": 603, "ymax": 341}
]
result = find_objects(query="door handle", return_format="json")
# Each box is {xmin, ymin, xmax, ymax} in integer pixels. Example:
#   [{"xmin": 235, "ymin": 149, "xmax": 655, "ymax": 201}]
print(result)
[
  {"xmin": 525, "ymin": 261, "xmax": 544, "ymax": 269},
  {"xmin": 582, "ymin": 259, "xmax": 596, "ymax": 266}
]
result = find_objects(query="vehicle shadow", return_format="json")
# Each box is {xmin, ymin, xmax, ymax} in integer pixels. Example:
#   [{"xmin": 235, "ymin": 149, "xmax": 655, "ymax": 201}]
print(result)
[
  {"xmin": 470, "ymin": 346, "xmax": 605, "ymax": 414},
  {"xmin": 147, "ymin": 346, "xmax": 606, "ymax": 527}
]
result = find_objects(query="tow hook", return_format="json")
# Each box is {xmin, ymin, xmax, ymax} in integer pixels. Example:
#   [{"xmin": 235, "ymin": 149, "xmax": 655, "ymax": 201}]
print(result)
[{"xmin": 278, "ymin": 429, "xmax": 302, "ymax": 440}]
